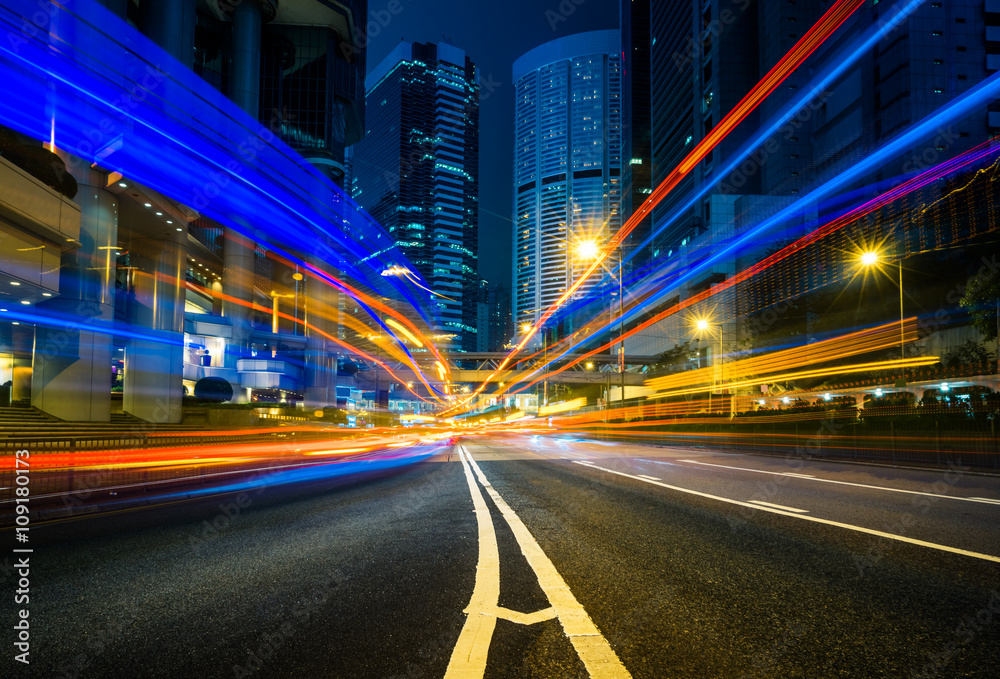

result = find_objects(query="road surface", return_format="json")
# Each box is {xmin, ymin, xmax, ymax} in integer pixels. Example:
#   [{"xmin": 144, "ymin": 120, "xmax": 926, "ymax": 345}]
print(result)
[{"xmin": 6, "ymin": 435, "xmax": 1000, "ymax": 678}]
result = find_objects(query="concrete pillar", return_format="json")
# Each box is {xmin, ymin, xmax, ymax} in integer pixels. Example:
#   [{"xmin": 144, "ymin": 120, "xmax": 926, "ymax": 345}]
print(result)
[
  {"xmin": 123, "ymin": 225, "xmax": 187, "ymax": 424},
  {"xmin": 222, "ymin": 230, "xmax": 255, "ymax": 402},
  {"xmin": 31, "ymin": 168, "xmax": 117, "ymax": 421},
  {"xmin": 10, "ymin": 325, "xmax": 33, "ymax": 402},
  {"xmin": 231, "ymin": 0, "xmax": 263, "ymax": 119},
  {"xmin": 138, "ymin": 0, "xmax": 197, "ymax": 69},
  {"xmin": 221, "ymin": 1, "xmax": 269, "ymax": 403},
  {"xmin": 303, "ymin": 268, "xmax": 339, "ymax": 408}
]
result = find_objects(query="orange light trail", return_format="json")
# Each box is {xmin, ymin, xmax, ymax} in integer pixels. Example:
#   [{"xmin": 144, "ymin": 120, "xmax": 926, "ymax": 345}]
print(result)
[
  {"xmin": 502, "ymin": 136, "xmax": 1000, "ymax": 398},
  {"xmin": 646, "ymin": 356, "xmax": 939, "ymax": 400},
  {"xmin": 443, "ymin": 0, "xmax": 866, "ymax": 415},
  {"xmin": 184, "ymin": 279, "xmax": 439, "ymax": 403},
  {"xmin": 645, "ymin": 319, "xmax": 922, "ymax": 394}
]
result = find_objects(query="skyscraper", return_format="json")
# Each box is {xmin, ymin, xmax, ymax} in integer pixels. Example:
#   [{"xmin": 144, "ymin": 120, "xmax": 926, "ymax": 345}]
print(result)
[
  {"xmin": 512, "ymin": 30, "xmax": 622, "ymax": 337},
  {"xmin": 629, "ymin": 0, "xmax": 1000, "ymax": 361},
  {"xmin": 351, "ymin": 42, "xmax": 480, "ymax": 353},
  {"xmin": 622, "ymin": 0, "xmax": 653, "ymax": 258}
]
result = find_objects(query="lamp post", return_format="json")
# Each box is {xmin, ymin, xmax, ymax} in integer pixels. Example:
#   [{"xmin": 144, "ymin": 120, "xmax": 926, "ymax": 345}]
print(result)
[
  {"xmin": 542, "ymin": 324, "xmax": 549, "ymax": 408},
  {"xmin": 574, "ymin": 238, "xmax": 625, "ymax": 412},
  {"xmin": 860, "ymin": 250, "xmax": 906, "ymax": 384},
  {"xmin": 617, "ymin": 247, "xmax": 624, "ymax": 411},
  {"xmin": 292, "ymin": 270, "xmax": 303, "ymax": 334},
  {"xmin": 696, "ymin": 318, "xmax": 725, "ymax": 414}
]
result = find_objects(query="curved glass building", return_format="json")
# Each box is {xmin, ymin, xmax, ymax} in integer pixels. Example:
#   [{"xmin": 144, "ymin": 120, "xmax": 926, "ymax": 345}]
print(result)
[{"xmin": 512, "ymin": 30, "xmax": 622, "ymax": 335}]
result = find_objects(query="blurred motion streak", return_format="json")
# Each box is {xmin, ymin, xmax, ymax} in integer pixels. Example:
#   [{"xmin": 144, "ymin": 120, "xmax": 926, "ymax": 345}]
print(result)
[{"xmin": 443, "ymin": 0, "xmax": 871, "ymax": 413}]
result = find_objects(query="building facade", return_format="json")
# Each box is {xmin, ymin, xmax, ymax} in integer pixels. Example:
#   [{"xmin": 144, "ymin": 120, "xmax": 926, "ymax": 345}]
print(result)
[
  {"xmin": 0, "ymin": 0, "xmax": 372, "ymax": 422},
  {"xmin": 627, "ymin": 0, "xmax": 1000, "ymax": 365},
  {"xmin": 622, "ymin": 0, "xmax": 653, "ymax": 256},
  {"xmin": 512, "ymin": 30, "xmax": 623, "ymax": 338},
  {"xmin": 351, "ymin": 42, "xmax": 481, "ymax": 354}
]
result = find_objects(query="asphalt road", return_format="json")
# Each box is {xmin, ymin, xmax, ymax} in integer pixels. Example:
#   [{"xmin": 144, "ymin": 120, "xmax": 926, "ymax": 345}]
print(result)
[{"xmin": 4, "ymin": 435, "xmax": 1000, "ymax": 678}]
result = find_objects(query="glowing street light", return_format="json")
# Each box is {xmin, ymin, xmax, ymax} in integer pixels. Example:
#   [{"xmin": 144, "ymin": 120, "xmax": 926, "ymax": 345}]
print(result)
[
  {"xmin": 575, "ymin": 236, "xmax": 626, "ymax": 412},
  {"xmin": 575, "ymin": 240, "xmax": 600, "ymax": 260},
  {"xmin": 694, "ymin": 317, "xmax": 725, "ymax": 413},
  {"xmin": 859, "ymin": 247, "xmax": 905, "ymax": 371}
]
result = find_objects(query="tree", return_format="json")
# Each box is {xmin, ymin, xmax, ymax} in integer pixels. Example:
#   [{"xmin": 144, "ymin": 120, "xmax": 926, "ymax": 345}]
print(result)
[
  {"xmin": 942, "ymin": 339, "xmax": 993, "ymax": 369},
  {"xmin": 651, "ymin": 340, "xmax": 698, "ymax": 373},
  {"xmin": 960, "ymin": 277, "xmax": 1000, "ymax": 341},
  {"xmin": 194, "ymin": 377, "xmax": 234, "ymax": 402}
]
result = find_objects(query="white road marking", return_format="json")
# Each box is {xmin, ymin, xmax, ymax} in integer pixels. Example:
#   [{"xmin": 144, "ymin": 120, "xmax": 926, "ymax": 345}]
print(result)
[
  {"xmin": 452, "ymin": 448, "xmax": 632, "ymax": 679},
  {"xmin": 637, "ymin": 475, "xmax": 660, "ymax": 481},
  {"xmin": 675, "ymin": 458, "xmax": 991, "ymax": 505},
  {"xmin": 970, "ymin": 497, "xmax": 1000, "ymax": 505},
  {"xmin": 572, "ymin": 461, "xmax": 1000, "ymax": 564},
  {"xmin": 747, "ymin": 500, "xmax": 809, "ymax": 513}
]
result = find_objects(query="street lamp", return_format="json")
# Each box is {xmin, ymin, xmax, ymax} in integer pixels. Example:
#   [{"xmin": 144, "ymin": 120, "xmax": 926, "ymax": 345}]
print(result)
[
  {"xmin": 859, "ymin": 249, "xmax": 905, "ymax": 370},
  {"xmin": 695, "ymin": 317, "xmax": 725, "ymax": 414},
  {"xmin": 270, "ymin": 290, "xmax": 298, "ymax": 337},
  {"xmin": 575, "ymin": 238, "xmax": 625, "ymax": 412}
]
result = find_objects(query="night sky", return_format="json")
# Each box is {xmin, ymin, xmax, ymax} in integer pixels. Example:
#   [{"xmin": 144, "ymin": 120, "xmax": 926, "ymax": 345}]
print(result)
[{"xmin": 363, "ymin": 0, "xmax": 618, "ymax": 289}]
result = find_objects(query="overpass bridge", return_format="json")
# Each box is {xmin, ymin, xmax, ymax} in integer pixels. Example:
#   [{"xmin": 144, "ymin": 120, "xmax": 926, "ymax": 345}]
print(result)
[{"xmin": 381, "ymin": 352, "xmax": 658, "ymax": 387}]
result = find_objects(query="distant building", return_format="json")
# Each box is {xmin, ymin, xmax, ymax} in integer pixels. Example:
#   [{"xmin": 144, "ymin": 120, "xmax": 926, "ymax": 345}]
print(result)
[
  {"xmin": 351, "ymin": 41, "xmax": 481, "ymax": 353},
  {"xmin": 511, "ymin": 30, "xmax": 623, "ymax": 340},
  {"xmin": 477, "ymin": 279, "xmax": 490, "ymax": 352},
  {"xmin": 487, "ymin": 283, "xmax": 514, "ymax": 351}
]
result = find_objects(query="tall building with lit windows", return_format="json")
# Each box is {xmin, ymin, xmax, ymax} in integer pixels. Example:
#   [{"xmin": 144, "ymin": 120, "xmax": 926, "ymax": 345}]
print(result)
[
  {"xmin": 512, "ymin": 31, "xmax": 622, "ymax": 337},
  {"xmin": 351, "ymin": 42, "xmax": 480, "ymax": 353}
]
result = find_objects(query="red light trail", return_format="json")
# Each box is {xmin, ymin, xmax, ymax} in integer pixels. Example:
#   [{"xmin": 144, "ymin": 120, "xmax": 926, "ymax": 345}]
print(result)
[{"xmin": 442, "ymin": 0, "xmax": 867, "ymax": 415}]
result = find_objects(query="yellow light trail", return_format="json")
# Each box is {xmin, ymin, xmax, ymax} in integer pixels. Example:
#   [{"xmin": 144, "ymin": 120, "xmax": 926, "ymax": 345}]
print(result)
[
  {"xmin": 386, "ymin": 318, "xmax": 424, "ymax": 347},
  {"xmin": 646, "ymin": 356, "xmax": 939, "ymax": 400},
  {"xmin": 646, "ymin": 319, "xmax": 920, "ymax": 393}
]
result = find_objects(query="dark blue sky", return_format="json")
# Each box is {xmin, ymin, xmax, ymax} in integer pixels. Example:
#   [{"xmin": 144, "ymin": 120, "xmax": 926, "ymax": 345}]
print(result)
[{"xmin": 363, "ymin": 0, "xmax": 618, "ymax": 288}]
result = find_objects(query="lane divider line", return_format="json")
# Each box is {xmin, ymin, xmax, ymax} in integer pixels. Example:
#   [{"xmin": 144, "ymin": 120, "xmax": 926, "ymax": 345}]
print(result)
[
  {"xmin": 445, "ymin": 448, "xmax": 501, "ymax": 679},
  {"xmin": 637, "ymin": 475, "xmax": 660, "ymax": 481},
  {"xmin": 572, "ymin": 461, "xmax": 1000, "ymax": 564},
  {"xmin": 458, "ymin": 447, "xmax": 633, "ymax": 679},
  {"xmin": 674, "ymin": 458, "xmax": 993, "ymax": 505},
  {"xmin": 747, "ymin": 500, "xmax": 809, "ymax": 513}
]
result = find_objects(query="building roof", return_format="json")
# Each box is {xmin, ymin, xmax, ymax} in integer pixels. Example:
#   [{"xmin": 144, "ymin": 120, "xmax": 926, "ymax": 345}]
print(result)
[{"xmin": 513, "ymin": 30, "xmax": 620, "ymax": 83}]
